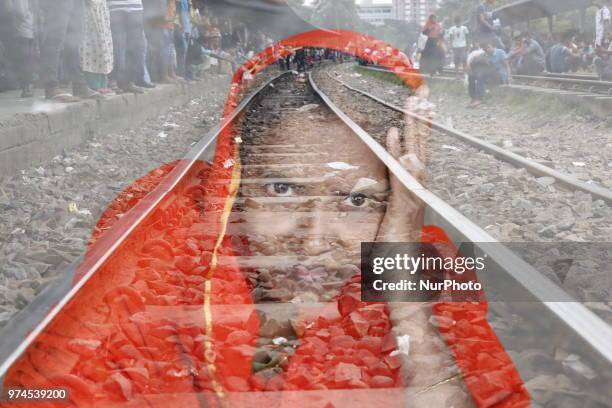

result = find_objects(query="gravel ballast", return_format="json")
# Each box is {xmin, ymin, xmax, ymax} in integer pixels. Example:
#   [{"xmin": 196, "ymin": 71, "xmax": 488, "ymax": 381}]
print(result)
[{"xmin": 0, "ymin": 75, "xmax": 233, "ymax": 327}]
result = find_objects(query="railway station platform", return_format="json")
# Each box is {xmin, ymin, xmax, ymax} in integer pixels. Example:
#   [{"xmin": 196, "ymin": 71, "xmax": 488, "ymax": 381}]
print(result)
[{"xmin": 0, "ymin": 78, "xmax": 223, "ymax": 176}]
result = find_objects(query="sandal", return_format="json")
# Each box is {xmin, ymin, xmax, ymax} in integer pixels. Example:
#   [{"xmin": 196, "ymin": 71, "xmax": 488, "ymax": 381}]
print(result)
[
  {"xmin": 73, "ymin": 84, "xmax": 105, "ymax": 100},
  {"xmin": 45, "ymin": 87, "xmax": 80, "ymax": 103}
]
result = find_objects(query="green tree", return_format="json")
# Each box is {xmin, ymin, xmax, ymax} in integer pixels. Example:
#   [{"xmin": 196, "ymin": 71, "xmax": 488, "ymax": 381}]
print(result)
[{"xmin": 374, "ymin": 19, "xmax": 422, "ymax": 53}]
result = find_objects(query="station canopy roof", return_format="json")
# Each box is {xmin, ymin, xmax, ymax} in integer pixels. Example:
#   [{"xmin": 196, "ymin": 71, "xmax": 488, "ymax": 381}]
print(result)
[
  {"xmin": 494, "ymin": 0, "xmax": 593, "ymax": 26},
  {"xmin": 206, "ymin": 0, "xmax": 315, "ymax": 40}
]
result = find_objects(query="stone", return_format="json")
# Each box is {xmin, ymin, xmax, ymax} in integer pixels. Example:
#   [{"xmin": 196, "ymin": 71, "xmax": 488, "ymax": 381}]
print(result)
[
  {"xmin": 337, "ymin": 292, "xmax": 362, "ymax": 317},
  {"xmin": 225, "ymin": 330, "xmax": 252, "ymax": 346},
  {"xmin": 500, "ymin": 223, "xmax": 519, "ymax": 237},
  {"xmin": 536, "ymin": 177, "xmax": 556, "ymax": 187},
  {"xmin": 343, "ymin": 311, "xmax": 369, "ymax": 339},
  {"xmin": 371, "ymin": 375, "xmax": 394, "ymax": 388},
  {"xmin": 334, "ymin": 362, "xmax": 361, "ymax": 383},
  {"xmin": 260, "ymin": 317, "xmax": 294, "ymax": 339}
]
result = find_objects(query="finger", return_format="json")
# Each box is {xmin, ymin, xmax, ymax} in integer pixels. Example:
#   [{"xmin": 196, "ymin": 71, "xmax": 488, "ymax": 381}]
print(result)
[
  {"xmin": 386, "ymin": 127, "xmax": 402, "ymax": 159},
  {"xmin": 403, "ymin": 87, "xmax": 431, "ymax": 170},
  {"xmin": 399, "ymin": 153, "xmax": 426, "ymax": 184}
]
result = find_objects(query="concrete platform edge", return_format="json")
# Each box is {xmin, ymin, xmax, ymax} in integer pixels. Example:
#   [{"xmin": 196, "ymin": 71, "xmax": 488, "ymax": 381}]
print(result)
[{"xmin": 0, "ymin": 79, "xmax": 219, "ymax": 176}]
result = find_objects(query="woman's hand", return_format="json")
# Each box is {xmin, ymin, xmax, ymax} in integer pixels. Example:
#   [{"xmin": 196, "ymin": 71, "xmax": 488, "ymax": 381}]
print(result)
[{"xmin": 376, "ymin": 91, "xmax": 429, "ymax": 243}]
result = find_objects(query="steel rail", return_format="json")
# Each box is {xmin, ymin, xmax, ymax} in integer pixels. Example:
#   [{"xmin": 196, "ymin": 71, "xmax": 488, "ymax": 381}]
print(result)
[
  {"xmin": 362, "ymin": 65, "xmax": 612, "ymax": 93},
  {"xmin": 328, "ymin": 71, "xmax": 612, "ymax": 205},
  {"xmin": 511, "ymin": 73, "xmax": 612, "ymax": 87},
  {"xmin": 308, "ymin": 72, "xmax": 612, "ymax": 367},
  {"xmin": 0, "ymin": 71, "xmax": 290, "ymax": 380},
  {"xmin": 443, "ymin": 69, "xmax": 601, "ymax": 82}
]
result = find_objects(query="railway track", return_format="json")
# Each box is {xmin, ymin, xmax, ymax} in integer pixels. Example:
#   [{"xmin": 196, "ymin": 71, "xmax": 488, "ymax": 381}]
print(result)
[
  {"xmin": 0, "ymin": 68, "xmax": 611, "ymax": 407},
  {"xmin": 316, "ymin": 65, "xmax": 612, "ymax": 309},
  {"xmin": 361, "ymin": 65, "xmax": 612, "ymax": 96},
  {"xmin": 324, "ymin": 70, "xmax": 612, "ymax": 205}
]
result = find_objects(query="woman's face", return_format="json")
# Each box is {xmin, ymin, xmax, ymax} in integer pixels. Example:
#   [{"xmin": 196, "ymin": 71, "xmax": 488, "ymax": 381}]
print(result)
[{"xmin": 237, "ymin": 104, "xmax": 389, "ymax": 298}]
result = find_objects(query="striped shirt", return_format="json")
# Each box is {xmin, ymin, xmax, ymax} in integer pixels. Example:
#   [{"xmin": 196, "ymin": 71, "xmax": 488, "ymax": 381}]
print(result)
[{"xmin": 107, "ymin": 0, "xmax": 143, "ymax": 12}]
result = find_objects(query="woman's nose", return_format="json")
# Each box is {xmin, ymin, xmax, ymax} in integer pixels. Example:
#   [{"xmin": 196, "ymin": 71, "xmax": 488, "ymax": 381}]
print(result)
[
  {"xmin": 303, "ymin": 236, "xmax": 330, "ymax": 257},
  {"xmin": 300, "ymin": 203, "xmax": 333, "ymax": 256}
]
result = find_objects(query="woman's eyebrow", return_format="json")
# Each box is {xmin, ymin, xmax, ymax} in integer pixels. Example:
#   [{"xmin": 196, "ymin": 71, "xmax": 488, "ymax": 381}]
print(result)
[
  {"xmin": 349, "ymin": 177, "xmax": 389, "ymax": 194},
  {"xmin": 260, "ymin": 171, "xmax": 289, "ymax": 179}
]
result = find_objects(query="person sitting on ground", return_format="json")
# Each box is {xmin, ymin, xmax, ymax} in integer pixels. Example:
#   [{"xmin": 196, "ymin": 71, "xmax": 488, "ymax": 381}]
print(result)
[
  {"xmin": 508, "ymin": 32, "xmax": 545, "ymax": 75},
  {"xmin": 445, "ymin": 16, "xmax": 470, "ymax": 77},
  {"xmin": 548, "ymin": 36, "xmax": 582, "ymax": 74}
]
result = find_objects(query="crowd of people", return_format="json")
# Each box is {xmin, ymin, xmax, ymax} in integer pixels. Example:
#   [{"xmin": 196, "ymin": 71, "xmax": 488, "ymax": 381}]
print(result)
[
  {"xmin": 415, "ymin": 0, "xmax": 612, "ymax": 107},
  {"xmin": 0, "ymin": 0, "xmax": 272, "ymax": 101}
]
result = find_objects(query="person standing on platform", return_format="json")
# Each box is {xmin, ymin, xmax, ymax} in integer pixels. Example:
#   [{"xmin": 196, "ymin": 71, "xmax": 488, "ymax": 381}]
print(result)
[
  {"xmin": 174, "ymin": 0, "xmax": 192, "ymax": 79},
  {"xmin": 446, "ymin": 16, "xmax": 470, "ymax": 77},
  {"xmin": 0, "ymin": 0, "xmax": 35, "ymax": 97},
  {"xmin": 595, "ymin": 0, "xmax": 611, "ymax": 48},
  {"xmin": 107, "ymin": 0, "xmax": 147, "ymax": 93},
  {"xmin": 419, "ymin": 14, "xmax": 445, "ymax": 76},
  {"xmin": 81, "ymin": 0, "xmax": 114, "ymax": 95},
  {"xmin": 40, "ymin": 0, "xmax": 102, "ymax": 101}
]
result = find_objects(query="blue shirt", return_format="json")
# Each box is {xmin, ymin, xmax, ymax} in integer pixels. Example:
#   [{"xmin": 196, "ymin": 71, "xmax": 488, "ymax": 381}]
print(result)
[
  {"xmin": 489, "ymin": 48, "xmax": 509, "ymax": 82},
  {"xmin": 177, "ymin": 0, "xmax": 191, "ymax": 35}
]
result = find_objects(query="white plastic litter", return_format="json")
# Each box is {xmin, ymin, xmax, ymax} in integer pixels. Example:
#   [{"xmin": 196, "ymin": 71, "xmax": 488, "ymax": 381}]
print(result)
[
  {"xmin": 272, "ymin": 337, "xmax": 288, "ymax": 345},
  {"xmin": 223, "ymin": 159, "xmax": 235, "ymax": 169},
  {"xmin": 572, "ymin": 162, "xmax": 586, "ymax": 167},
  {"xmin": 297, "ymin": 104, "xmax": 319, "ymax": 112},
  {"xmin": 390, "ymin": 334, "xmax": 410, "ymax": 357},
  {"xmin": 562, "ymin": 354, "xmax": 597, "ymax": 380},
  {"xmin": 445, "ymin": 116, "xmax": 454, "ymax": 129},
  {"xmin": 442, "ymin": 144, "xmax": 463, "ymax": 152},
  {"xmin": 157, "ymin": 131, "xmax": 167, "ymax": 138}
]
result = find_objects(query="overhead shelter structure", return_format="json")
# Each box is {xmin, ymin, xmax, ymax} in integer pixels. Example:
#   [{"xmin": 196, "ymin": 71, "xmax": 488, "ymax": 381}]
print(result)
[
  {"xmin": 205, "ymin": 0, "xmax": 316, "ymax": 41},
  {"xmin": 493, "ymin": 0, "xmax": 594, "ymax": 34}
]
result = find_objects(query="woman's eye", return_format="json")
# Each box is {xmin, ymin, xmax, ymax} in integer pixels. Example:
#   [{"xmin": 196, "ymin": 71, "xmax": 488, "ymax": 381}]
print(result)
[
  {"xmin": 266, "ymin": 183, "xmax": 295, "ymax": 197},
  {"xmin": 346, "ymin": 193, "xmax": 368, "ymax": 207}
]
